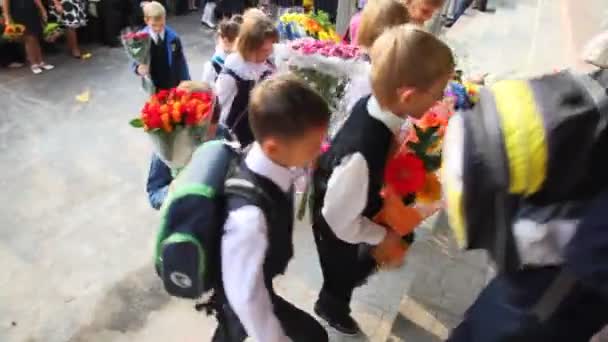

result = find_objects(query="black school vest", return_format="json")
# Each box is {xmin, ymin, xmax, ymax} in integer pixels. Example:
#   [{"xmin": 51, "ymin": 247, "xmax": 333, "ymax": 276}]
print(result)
[
  {"xmin": 221, "ymin": 65, "xmax": 273, "ymax": 147},
  {"xmin": 150, "ymin": 38, "xmax": 172, "ymax": 90},
  {"xmin": 313, "ymin": 95, "xmax": 394, "ymax": 234},
  {"xmin": 225, "ymin": 162, "xmax": 295, "ymax": 287}
]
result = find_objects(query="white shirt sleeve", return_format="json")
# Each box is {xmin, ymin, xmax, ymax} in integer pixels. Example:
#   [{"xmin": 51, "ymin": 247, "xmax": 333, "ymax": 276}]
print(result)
[
  {"xmin": 201, "ymin": 61, "xmax": 218, "ymax": 89},
  {"xmin": 215, "ymin": 72, "xmax": 238, "ymax": 125},
  {"xmin": 321, "ymin": 153, "xmax": 388, "ymax": 245},
  {"xmin": 222, "ymin": 206, "xmax": 291, "ymax": 342}
]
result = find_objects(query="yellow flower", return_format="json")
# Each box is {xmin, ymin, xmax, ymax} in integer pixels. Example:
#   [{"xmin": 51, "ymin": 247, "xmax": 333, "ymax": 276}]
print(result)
[
  {"xmin": 416, "ymin": 173, "xmax": 442, "ymax": 204},
  {"xmin": 318, "ymin": 31, "xmax": 329, "ymax": 41}
]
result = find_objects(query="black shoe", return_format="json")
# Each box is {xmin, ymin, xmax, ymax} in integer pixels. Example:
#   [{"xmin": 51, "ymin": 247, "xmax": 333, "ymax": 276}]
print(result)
[{"xmin": 314, "ymin": 302, "xmax": 361, "ymax": 336}]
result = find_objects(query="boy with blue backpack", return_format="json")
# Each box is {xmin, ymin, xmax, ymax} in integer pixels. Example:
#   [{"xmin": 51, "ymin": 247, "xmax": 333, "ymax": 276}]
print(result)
[{"xmin": 155, "ymin": 74, "xmax": 330, "ymax": 342}]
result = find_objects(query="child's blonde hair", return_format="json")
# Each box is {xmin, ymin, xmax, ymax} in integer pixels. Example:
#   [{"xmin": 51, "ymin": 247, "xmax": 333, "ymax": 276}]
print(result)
[
  {"xmin": 236, "ymin": 10, "xmax": 278, "ymax": 60},
  {"xmin": 370, "ymin": 25, "xmax": 454, "ymax": 107},
  {"xmin": 143, "ymin": 1, "xmax": 166, "ymax": 18},
  {"xmin": 357, "ymin": 0, "xmax": 410, "ymax": 48}
]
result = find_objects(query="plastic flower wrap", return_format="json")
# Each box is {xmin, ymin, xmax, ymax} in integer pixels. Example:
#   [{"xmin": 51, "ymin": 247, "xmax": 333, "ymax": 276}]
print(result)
[
  {"xmin": 43, "ymin": 23, "xmax": 64, "ymax": 43},
  {"xmin": 278, "ymin": 10, "xmax": 341, "ymax": 42},
  {"xmin": 130, "ymin": 88, "xmax": 215, "ymax": 172},
  {"xmin": 121, "ymin": 29, "xmax": 153, "ymax": 94},
  {"xmin": 275, "ymin": 39, "xmax": 368, "ymax": 125}
]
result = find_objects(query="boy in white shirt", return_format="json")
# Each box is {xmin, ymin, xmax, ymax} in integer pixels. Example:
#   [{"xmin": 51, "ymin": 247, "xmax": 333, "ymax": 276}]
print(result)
[
  {"xmin": 311, "ymin": 25, "xmax": 455, "ymax": 336},
  {"xmin": 213, "ymin": 74, "xmax": 330, "ymax": 342}
]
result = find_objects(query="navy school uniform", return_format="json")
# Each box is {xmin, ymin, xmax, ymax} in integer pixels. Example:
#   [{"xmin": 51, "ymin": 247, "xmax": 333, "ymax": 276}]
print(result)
[
  {"xmin": 131, "ymin": 26, "xmax": 191, "ymax": 91},
  {"xmin": 146, "ymin": 153, "xmax": 172, "ymax": 210},
  {"xmin": 215, "ymin": 53, "xmax": 274, "ymax": 147},
  {"xmin": 311, "ymin": 95, "xmax": 405, "ymax": 321},
  {"xmin": 213, "ymin": 143, "xmax": 328, "ymax": 342}
]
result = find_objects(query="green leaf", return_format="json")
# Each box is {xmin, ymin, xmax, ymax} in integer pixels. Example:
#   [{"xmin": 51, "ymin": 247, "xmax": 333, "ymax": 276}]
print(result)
[
  {"xmin": 424, "ymin": 154, "xmax": 442, "ymax": 172},
  {"xmin": 129, "ymin": 118, "xmax": 144, "ymax": 128}
]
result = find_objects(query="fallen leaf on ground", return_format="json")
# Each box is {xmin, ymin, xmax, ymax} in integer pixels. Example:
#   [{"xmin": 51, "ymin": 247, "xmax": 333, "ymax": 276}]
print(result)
[{"xmin": 76, "ymin": 90, "xmax": 90, "ymax": 103}]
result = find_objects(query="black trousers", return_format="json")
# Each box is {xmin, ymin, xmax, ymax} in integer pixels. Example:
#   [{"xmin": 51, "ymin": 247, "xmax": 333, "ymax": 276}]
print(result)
[
  {"xmin": 212, "ymin": 293, "xmax": 328, "ymax": 342},
  {"xmin": 447, "ymin": 267, "xmax": 608, "ymax": 342},
  {"xmin": 312, "ymin": 216, "xmax": 377, "ymax": 318}
]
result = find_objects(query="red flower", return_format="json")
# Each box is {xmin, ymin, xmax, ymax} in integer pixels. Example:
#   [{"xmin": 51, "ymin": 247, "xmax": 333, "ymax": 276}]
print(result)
[
  {"xmin": 384, "ymin": 153, "xmax": 426, "ymax": 196},
  {"xmin": 417, "ymin": 111, "xmax": 445, "ymax": 129},
  {"xmin": 156, "ymin": 89, "xmax": 170, "ymax": 102},
  {"xmin": 135, "ymin": 32, "xmax": 150, "ymax": 40},
  {"xmin": 143, "ymin": 102, "xmax": 163, "ymax": 129}
]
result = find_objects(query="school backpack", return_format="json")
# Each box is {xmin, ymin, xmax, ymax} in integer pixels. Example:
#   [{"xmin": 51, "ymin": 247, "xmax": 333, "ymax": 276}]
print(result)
[{"xmin": 154, "ymin": 140, "xmax": 274, "ymax": 299}]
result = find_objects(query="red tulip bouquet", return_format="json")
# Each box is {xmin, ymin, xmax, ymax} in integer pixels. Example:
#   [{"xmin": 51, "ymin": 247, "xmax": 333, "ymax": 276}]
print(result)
[{"xmin": 130, "ymin": 88, "xmax": 215, "ymax": 173}]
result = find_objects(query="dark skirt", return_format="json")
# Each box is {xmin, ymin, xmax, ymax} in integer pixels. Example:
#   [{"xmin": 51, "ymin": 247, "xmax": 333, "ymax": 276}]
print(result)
[{"xmin": 9, "ymin": 0, "xmax": 43, "ymax": 36}]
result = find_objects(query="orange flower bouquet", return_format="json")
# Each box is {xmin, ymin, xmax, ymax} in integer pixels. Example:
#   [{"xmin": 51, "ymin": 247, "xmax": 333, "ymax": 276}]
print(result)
[
  {"xmin": 372, "ymin": 102, "xmax": 453, "ymax": 265},
  {"xmin": 130, "ymin": 88, "xmax": 215, "ymax": 172}
]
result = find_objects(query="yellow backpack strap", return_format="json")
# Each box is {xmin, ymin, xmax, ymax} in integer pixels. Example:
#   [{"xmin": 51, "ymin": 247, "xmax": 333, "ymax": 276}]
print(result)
[{"xmin": 491, "ymin": 80, "xmax": 548, "ymax": 196}]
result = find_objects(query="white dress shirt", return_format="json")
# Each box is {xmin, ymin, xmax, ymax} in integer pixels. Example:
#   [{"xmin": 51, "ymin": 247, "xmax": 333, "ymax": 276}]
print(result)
[
  {"xmin": 222, "ymin": 143, "xmax": 295, "ymax": 342},
  {"xmin": 321, "ymin": 96, "xmax": 406, "ymax": 245},
  {"xmin": 215, "ymin": 53, "xmax": 275, "ymax": 126},
  {"xmin": 150, "ymin": 29, "xmax": 166, "ymax": 44},
  {"xmin": 201, "ymin": 47, "xmax": 228, "ymax": 89}
]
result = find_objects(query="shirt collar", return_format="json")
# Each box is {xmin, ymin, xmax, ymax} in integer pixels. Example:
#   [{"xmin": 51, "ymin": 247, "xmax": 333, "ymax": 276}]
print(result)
[
  {"xmin": 366, "ymin": 96, "xmax": 406, "ymax": 135},
  {"xmin": 150, "ymin": 29, "xmax": 166, "ymax": 44},
  {"xmin": 224, "ymin": 53, "xmax": 273, "ymax": 81},
  {"xmin": 245, "ymin": 143, "xmax": 295, "ymax": 192}
]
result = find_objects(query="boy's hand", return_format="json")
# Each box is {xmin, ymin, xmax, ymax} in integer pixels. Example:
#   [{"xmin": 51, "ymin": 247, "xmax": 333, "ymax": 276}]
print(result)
[
  {"xmin": 178, "ymin": 80, "xmax": 212, "ymax": 93},
  {"xmin": 137, "ymin": 64, "xmax": 149, "ymax": 76},
  {"xmin": 372, "ymin": 230, "xmax": 407, "ymax": 269}
]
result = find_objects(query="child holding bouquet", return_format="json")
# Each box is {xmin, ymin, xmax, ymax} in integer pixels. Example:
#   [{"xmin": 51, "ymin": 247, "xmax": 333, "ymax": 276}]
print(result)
[
  {"xmin": 215, "ymin": 9, "xmax": 277, "ymax": 147},
  {"xmin": 201, "ymin": 15, "xmax": 242, "ymax": 88},
  {"xmin": 133, "ymin": 1, "xmax": 191, "ymax": 92},
  {"xmin": 3, "ymin": 0, "xmax": 55, "ymax": 74},
  {"xmin": 311, "ymin": 25, "xmax": 454, "ymax": 336}
]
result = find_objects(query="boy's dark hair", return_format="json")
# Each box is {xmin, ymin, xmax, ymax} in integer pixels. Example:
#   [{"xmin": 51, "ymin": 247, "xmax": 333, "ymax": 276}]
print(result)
[
  {"xmin": 249, "ymin": 74, "xmax": 330, "ymax": 141},
  {"xmin": 231, "ymin": 14, "xmax": 244, "ymax": 24},
  {"xmin": 218, "ymin": 18, "xmax": 241, "ymax": 41}
]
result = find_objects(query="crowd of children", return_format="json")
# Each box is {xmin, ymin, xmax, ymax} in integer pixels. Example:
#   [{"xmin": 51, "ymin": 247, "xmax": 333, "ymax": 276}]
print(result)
[{"xmin": 130, "ymin": 0, "xmax": 608, "ymax": 341}]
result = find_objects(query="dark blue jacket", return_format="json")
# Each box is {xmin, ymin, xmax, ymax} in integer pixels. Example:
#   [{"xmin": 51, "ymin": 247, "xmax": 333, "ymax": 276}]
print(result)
[
  {"xmin": 566, "ymin": 187, "xmax": 608, "ymax": 297},
  {"xmin": 132, "ymin": 25, "xmax": 191, "ymax": 88},
  {"xmin": 146, "ymin": 153, "xmax": 173, "ymax": 210}
]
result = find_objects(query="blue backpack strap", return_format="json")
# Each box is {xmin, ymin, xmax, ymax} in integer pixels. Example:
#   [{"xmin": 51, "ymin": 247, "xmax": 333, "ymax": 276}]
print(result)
[
  {"xmin": 220, "ymin": 68, "xmax": 246, "ymax": 82},
  {"xmin": 212, "ymin": 60, "xmax": 223, "ymax": 76}
]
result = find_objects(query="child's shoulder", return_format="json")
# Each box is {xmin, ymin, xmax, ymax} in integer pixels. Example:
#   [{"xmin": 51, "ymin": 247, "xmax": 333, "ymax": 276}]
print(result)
[{"xmin": 164, "ymin": 26, "xmax": 181, "ymax": 39}]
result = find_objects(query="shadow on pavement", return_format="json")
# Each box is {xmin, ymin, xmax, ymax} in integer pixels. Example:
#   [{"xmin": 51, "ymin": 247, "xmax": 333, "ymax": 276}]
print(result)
[{"xmin": 388, "ymin": 313, "xmax": 442, "ymax": 342}]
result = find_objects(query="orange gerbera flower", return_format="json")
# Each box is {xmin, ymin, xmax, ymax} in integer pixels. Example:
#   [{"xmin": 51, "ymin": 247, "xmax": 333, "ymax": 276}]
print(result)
[{"xmin": 416, "ymin": 173, "xmax": 442, "ymax": 204}]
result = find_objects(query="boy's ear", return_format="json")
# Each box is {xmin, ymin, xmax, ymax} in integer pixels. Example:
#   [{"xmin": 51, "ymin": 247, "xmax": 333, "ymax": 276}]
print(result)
[
  {"xmin": 396, "ymin": 87, "xmax": 416, "ymax": 104},
  {"xmin": 260, "ymin": 137, "xmax": 279, "ymax": 156}
]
